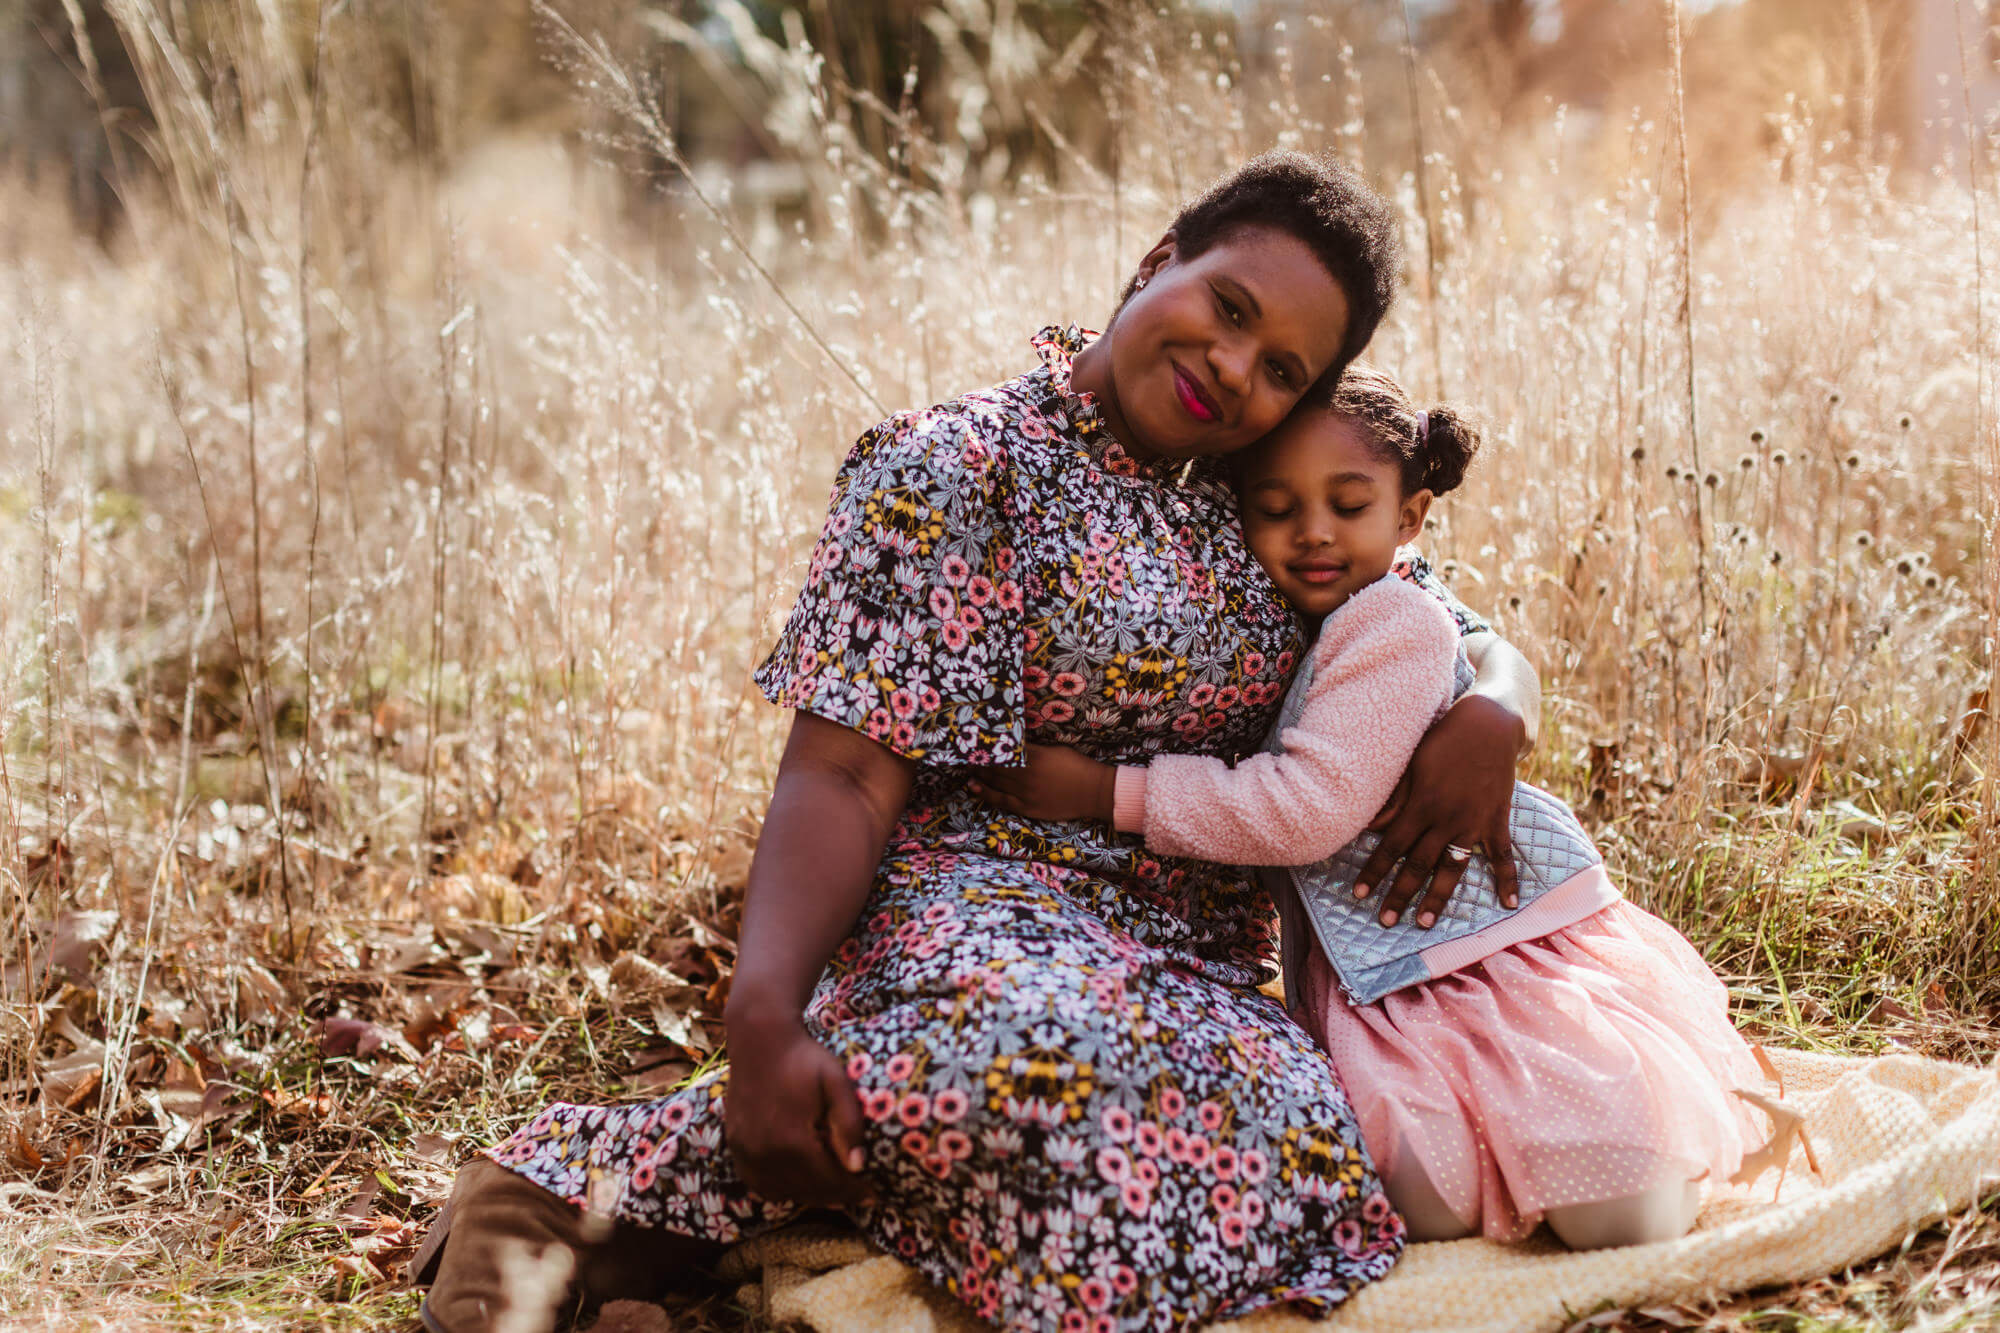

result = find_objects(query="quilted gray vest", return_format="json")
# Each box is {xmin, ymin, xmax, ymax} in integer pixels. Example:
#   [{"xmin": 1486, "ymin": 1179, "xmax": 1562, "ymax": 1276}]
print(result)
[{"xmin": 1269, "ymin": 645, "xmax": 1621, "ymax": 1007}]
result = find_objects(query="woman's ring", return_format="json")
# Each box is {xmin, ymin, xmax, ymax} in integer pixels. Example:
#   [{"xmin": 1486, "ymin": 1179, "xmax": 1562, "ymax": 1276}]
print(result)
[{"xmin": 1443, "ymin": 844, "xmax": 1475, "ymax": 864}]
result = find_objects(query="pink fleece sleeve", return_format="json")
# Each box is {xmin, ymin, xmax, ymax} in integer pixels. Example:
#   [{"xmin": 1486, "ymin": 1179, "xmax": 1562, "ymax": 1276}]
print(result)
[{"xmin": 1130, "ymin": 576, "xmax": 1460, "ymax": 865}]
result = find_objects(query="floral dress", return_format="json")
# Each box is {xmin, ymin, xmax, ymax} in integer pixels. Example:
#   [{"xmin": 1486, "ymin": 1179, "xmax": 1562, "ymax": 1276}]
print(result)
[{"xmin": 486, "ymin": 328, "xmax": 1483, "ymax": 1333}]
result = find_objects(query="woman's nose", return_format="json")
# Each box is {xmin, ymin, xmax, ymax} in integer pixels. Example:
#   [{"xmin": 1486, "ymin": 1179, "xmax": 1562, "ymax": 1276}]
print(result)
[{"xmin": 1209, "ymin": 335, "xmax": 1254, "ymax": 397}]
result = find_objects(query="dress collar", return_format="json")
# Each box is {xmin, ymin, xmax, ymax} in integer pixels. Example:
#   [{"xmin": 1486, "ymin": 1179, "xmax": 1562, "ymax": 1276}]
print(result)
[{"xmin": 1032, "ymin": 324, "xmax": 1185, "ymax": 482}]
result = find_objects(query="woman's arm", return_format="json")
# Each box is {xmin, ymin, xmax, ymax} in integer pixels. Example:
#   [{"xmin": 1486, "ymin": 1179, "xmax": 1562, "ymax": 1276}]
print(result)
[
  {"xmin": 1358, "ymin": 628, "xmax": 1541, "ymax": 928},
  {"xmin": 722, "ymin": 711, "xmax": 914, "ymax": 1208}
]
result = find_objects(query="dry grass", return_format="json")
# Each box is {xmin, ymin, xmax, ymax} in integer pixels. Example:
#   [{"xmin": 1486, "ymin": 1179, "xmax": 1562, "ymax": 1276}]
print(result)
[{"xmin": 2, "ymin": 2, "xmax": 1997, "ymax": 1329}]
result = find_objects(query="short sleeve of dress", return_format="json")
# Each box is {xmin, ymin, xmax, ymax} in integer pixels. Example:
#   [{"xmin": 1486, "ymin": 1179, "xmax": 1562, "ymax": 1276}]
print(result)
[
  {"xmin": 1391, "ymin": 547, "xmax": 1493, "ymax": 637},
  {"xmin": 754, "ymin": 408, "xmax": 1026, "ymax": 766}
]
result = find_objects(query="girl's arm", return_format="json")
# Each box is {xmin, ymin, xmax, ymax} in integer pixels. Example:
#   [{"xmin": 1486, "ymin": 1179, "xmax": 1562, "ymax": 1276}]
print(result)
[
  {"xmin": 971, "ymin": 577, "xmax": 1459, "ymax": 861},
  {"xmin": 1125, "ymin": 577, "xmax": 1459, "ymax": 863},
  {"xmin": 722, "ymin": 712, "xmax": 914, "ymax": 1208}
]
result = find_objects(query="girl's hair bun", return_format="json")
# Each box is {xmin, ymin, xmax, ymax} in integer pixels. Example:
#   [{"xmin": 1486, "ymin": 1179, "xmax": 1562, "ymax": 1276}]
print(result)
[
  {"xmin": 1324, "ymin": 364, "xmax": 1482, "ymax": 499},
  {"xmin": 1416, "ymin": 404, "xmax": 1480, "ymax": 497}
]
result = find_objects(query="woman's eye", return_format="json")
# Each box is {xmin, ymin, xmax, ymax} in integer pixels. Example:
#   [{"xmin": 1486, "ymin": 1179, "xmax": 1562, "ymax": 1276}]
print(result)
[
  {"xmin": 1216, "ymin": 292, "xmax": 1242, "ymax": 326},
  {"xmin": 1268, "ymin": 361, "xmax": 1292, "ymax": 387},
  {"xmin": 1335, "ymin": 505, "xmax": 1366, "ymax": 518},
  {"xmin": 1255, "ymin": 507, "xmax": 1292, "ymax": 520}
]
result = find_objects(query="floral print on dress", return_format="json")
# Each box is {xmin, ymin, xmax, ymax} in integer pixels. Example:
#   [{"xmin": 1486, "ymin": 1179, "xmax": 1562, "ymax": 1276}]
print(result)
[{"xmin": 487, "ymin": 327, "xmax": 1484, "ymax": 1332}]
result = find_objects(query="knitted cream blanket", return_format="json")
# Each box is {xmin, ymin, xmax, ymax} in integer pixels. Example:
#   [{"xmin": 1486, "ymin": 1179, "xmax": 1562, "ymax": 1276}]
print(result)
[{"xmin": 710, "ymin": 1048, "xmax": 2000, "ymax": 1333}]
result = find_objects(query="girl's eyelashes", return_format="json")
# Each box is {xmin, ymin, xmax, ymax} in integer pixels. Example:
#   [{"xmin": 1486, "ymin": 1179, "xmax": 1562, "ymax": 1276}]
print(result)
[{"xmin": 1247, "ymin": 501, "xmax": 1367, "ymax": 521}]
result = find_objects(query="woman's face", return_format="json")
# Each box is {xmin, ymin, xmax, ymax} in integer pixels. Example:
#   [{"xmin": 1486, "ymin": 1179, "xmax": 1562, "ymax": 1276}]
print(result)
[{"xmin": 1082, "ymin": 224, "xmax": 1351, "ymax": 462}]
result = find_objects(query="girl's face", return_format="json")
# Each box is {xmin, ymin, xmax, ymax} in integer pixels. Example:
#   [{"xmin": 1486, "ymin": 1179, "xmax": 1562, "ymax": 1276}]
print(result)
[
  {"xmin": 1074, "ymin": 225, "xmax": 1350, "ymax": 462},
  {"xmin": 1237, "ymin": 411, "xmax": 1432, "ymax": 625}
]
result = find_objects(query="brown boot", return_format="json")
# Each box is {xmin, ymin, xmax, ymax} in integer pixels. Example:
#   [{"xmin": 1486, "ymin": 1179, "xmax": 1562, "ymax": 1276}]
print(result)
[{"xmin": 412, "ymin": 1158, "xmax": 685, "ymax": 1333}]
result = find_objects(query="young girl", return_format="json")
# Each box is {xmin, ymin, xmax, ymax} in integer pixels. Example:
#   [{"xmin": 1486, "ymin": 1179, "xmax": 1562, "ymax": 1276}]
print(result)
[{"xmin": 971, "ymin": 365, "xmax": 1773, "ymax": 1250}]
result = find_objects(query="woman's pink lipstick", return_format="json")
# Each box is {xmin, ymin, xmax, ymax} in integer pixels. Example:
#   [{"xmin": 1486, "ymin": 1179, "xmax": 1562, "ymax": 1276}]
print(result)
[{"xmin": 1174, "ymin": 367, "xmax": 1219, "ymax": 422}]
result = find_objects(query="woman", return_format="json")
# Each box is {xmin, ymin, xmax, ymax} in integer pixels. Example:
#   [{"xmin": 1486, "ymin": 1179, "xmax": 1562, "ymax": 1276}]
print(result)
[{"xmin": 415, "ymin": 152, "xmax": 1542, "ymax": 1333}]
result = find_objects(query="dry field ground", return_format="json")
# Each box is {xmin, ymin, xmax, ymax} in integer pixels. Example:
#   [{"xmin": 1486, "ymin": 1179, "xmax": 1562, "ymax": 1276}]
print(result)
[{"xmin": 2, "ymin": 3, "xmax": 1998, "ymax": 1329}]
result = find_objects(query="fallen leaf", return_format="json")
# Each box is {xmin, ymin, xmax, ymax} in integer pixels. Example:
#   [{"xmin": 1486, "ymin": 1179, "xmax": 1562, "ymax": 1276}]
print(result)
[
  {"xmin": 56, "ymin": 1064, "xmax": 103, "ymax": 1111},
  {"xmin": 409, "ymin": 1132, "xmax": 457, "ymax": 1166},
  {"xmin": 339, "ymin": 1174, "xmax": 381, "ymax": 1220},
  {"xmin": 236, "ymin": 962, "xmax": 288, "ymax": 1025},
  {"xmin": 316, "ymin": 1016, "xmax": 418, "ymax": 1062},
  {"xmin": 1868, "ymin": 995, "xmax": 1916, "ymax": 1026},
  {"xmin": 50, "ymin": 910, "xmax": 119, "ymax": 979},
  {"xmin": 610, "ymin": 952, "xmax": 705, "ymax": 1008},
  {"xmin": 260, "ymin": 1085, "xmax": 333, "ymax": 1121},
  {"xmin": 40, "ymin": 1015, "xmax": 105, "ymax": 1110},
  {"xmin": 629, "ymin": 1057, "xmax": 695, "ymax": 1095},
  {"xmin": 683, "ymin": 915, "xmax": 735, "ymax": 954},
  {"xmin": 370, "ymin": 931, "xmax": 443, "ymax": 976}
]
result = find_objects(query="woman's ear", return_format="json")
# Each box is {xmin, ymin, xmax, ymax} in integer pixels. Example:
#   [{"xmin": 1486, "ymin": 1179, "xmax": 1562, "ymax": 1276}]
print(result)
[
  {"xmin": 1397, "ymin": 490, "xmax": 1434, "ymax": 544},
  {"xmin": 1135, "ymin": 230, "xmax": 1178, "ymax": 285}
]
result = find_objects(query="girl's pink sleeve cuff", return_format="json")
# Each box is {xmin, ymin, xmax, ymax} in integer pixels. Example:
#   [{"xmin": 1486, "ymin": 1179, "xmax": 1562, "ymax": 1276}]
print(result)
[{"xmin": 1113, "ymin": 766, "xmax": 1148, "ymax": 833}]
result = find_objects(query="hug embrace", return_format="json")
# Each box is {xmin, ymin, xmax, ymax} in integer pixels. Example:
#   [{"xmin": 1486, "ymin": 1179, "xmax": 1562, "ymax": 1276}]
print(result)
[{"xmin": 413, "ymin": 151, "xmax": 1778, "ymax": 1333}]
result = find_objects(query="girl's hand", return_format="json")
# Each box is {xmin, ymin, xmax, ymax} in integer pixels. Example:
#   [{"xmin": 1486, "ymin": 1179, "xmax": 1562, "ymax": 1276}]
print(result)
[
  {"xmin": 1358, "ymin": 692, "xmax": 1524, "ymax": 929},
  {"xmin": 967, "ymin": 743, "xmax": 1118, "ymax": 824}
]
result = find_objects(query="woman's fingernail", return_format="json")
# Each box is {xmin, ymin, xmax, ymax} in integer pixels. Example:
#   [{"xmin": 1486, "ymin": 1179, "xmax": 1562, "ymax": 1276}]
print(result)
[
  {"xmin": 1418, "ymin": 912, "xmax": 1435, "ymax": 929},
  {"xmin": 847, "ymin": 1148, "xmax": 865, "ymax": 1172},
  {"xmin": 1380, "ymin": 910, "xmax": 1398, "ymax": 927},
  {"xmin": 1353, "ymin": 884, "xmax": 1370, "ymax": 899}
]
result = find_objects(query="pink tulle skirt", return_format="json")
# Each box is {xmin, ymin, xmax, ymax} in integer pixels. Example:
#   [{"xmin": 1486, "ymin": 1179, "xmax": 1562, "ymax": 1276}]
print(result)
[{"xmin": 1300, "ymin": 902, "xmax": 1767, "ymax": 1242}]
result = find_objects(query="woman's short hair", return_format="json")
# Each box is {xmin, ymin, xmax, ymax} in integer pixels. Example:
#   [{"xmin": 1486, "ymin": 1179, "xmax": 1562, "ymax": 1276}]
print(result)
[{"xmin": 1161, "ymin": 151, "xmax": 1402, "ymax": 389}]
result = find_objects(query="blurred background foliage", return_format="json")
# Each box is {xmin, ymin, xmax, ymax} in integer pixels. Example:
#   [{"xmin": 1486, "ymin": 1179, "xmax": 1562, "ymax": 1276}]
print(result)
[{"xmin": 0, "ymin": 0, "xmax": 1971, "ymax": 246}]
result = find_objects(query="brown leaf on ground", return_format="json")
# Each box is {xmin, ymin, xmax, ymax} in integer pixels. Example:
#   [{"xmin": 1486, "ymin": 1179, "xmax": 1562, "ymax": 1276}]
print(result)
[
  {"xmin": 235, "ymin": 961, "xmax": 289, "ymax": 1026},
  {"xmin": 315, "ymin": 1016, "xmax": 419, "ymax": 1061},
  {"xmin": 40, "ymin": 1012, "xmax": 106, "ymax": 1111},
  {"xmin": 50, "ymin": 910, "xmax": 120, "ymax": 979},
  {"xmin": 609, "ymin": 952, "xmax": 706, "ymax": 1008},
  {"xmin": 409, "ymin": 1132, "xmax": 458, "ymax": 1166},
  {"xmin": 1869, "ymin": 995, "xmax": 1916, "ymax": 1026},
  {"xmin": 259, "ymin": 1085, "xmax": 332, "ymax": 1121},
  {"xmin": 629, "ymin": 1047, "xmax": 696, "ymax": 1095}
]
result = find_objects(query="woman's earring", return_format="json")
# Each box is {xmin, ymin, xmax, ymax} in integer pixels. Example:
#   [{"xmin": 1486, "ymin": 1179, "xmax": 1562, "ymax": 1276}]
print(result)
[{"xmin": 1135, "ymin": 277, "xmax": 1148, "ymax": 290}]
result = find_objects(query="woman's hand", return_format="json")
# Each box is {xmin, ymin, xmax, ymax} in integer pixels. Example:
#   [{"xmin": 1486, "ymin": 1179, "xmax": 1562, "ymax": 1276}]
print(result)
[
  {"xmin": 968, "ymin": 743, "xmax": 1118, "ymax": 824},
  {"xmin": 722, "ymin": 997, "xmax": 873, "ymax": 1209},
  {"xmin": 724, "ymin": 712, "xmax": 912, "ymax": 1206},
  {"xmin": 1358, "ymin": 631, "xmax": 1539, "ymax": 929}
]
